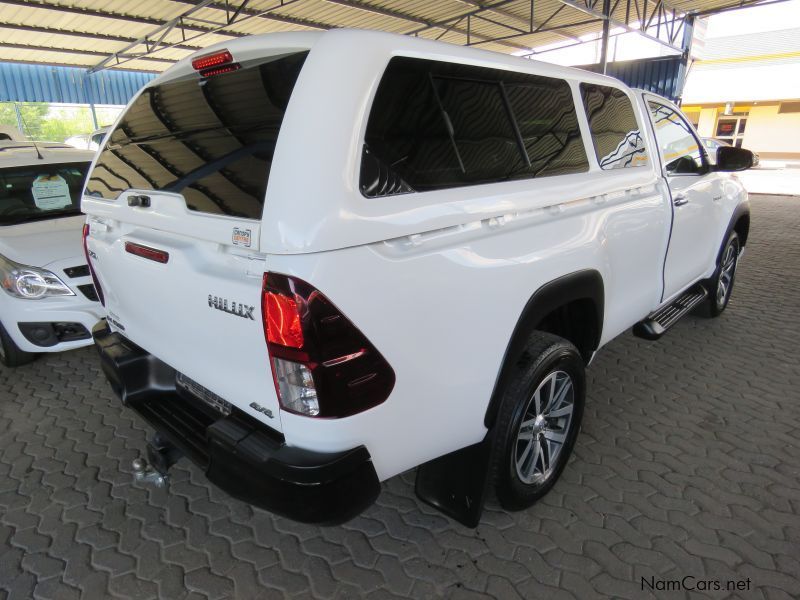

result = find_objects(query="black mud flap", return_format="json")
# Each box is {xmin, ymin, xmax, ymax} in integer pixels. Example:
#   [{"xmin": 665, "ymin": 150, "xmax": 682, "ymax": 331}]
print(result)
[{"xmin": 414, "ymin": 433, "xmax": 493, "ymax": 528}]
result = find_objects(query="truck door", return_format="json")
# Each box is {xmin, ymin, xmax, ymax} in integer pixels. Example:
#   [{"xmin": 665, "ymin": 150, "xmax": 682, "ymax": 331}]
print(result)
[{"xmin": 645, "ymin": 99, "xmax": 722, "ymax": 301}]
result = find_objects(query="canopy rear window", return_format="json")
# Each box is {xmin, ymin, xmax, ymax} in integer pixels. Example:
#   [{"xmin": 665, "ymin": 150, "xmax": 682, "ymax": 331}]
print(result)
[{"xmin": 85, "ymin": 51, "xmax": 308, "ymax": 220}]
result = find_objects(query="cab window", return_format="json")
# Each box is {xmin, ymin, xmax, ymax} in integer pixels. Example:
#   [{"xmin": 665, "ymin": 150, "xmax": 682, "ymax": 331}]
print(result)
[
  {"xmin": 580, "ymin": 84, "xmax": 648, "ymax": 169},
  {"xmin": 647, "ymin": 101, "xmax": 707, "ymax": 175}
]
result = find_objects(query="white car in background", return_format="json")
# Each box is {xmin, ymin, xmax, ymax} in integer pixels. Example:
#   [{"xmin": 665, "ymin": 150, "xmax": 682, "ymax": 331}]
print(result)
[
  {"xmin": 0, "ymin": 126, "xmax": 25, "ymax": 142},
  {"xmin": 64, "ymin": 127, "xmax": 110, "ymax": 152},
  {"xmin": 0, "ymin": 141, "xmax": 103, "ymax": 367}
]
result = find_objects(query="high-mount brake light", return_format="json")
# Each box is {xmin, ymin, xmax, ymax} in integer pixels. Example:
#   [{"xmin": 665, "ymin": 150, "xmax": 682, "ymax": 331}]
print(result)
[
  {"xmin": 200, "ymin": 64, "xmax": 241, "ymax": 77},
  {"xmin": 262, "ymin": 273, "xmax": 395, "ymax": 419},
  {"xmin": 191, "ymin": 50, "xmax": 233, "ymax": 71},
  {"xmin": 82, "ymin": 224, "xmax": 105, "ymax": 306},
  {"xmin": 191, "ymin": 50, "xmax": 240, "ymax": 77}
]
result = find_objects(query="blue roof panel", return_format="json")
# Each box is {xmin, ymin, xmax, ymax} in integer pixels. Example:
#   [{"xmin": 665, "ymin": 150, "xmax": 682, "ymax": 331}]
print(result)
[
  {"xmin": 0, "ymin": 62, "xmax": 155, "ymax": 105},
  {"xmin": 578, "ymin": 55, "xmax": 685, "ymax": 102}
]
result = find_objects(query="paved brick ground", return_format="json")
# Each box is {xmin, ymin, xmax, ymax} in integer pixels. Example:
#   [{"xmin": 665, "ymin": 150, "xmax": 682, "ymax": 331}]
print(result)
[{"xmin": 1, "ymin": 194, "xmax": 799, "ymax": 600}]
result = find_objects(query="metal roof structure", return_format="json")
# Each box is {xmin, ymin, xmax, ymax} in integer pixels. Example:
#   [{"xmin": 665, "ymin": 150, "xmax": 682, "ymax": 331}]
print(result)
[
  {"xmin": 0, "ymin": 62, "xmax": 154, "ymax": 104},
  {"xmin": 0, "ymin": 0, "xmax": 785, "ymax": 73}
]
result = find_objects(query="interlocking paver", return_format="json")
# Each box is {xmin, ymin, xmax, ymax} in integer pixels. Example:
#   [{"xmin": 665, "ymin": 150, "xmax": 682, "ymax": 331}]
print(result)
[{"xmin": 1, "ymin": 194, "xmax": 799, "ymax": 599}]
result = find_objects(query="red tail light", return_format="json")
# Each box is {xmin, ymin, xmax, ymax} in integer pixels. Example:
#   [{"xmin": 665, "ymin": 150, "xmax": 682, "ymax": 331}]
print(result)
[
  {"xmin": 82, "ymin": 223, "xmax": 105, "ymax": 306},
  {"xmin": 262, "ymin": 273, "xmax": 395, "ymax": 418}
]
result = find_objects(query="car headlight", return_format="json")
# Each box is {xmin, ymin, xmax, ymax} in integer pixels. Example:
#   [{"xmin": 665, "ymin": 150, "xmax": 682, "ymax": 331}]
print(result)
[{"xmin": 0, "ymin": 254, "xmax": 75, "ymax": 299}]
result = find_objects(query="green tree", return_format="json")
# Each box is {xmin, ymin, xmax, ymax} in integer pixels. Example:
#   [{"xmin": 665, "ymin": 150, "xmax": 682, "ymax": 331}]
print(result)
[
  {"xmin": 0, "ymin": 102, "xmax": 121, "ymax": 142},
  {"xmin": 0, "ymin": 103, "xmax": 49, "ymax": 139},
  {"xmin": 0, "ymin": 103, "xmax": 19, "ymax": 128}
]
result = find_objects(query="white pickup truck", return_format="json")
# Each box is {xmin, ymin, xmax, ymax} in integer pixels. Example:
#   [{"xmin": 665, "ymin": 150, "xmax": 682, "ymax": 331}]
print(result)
[{"xmin": 82, "ymin": 30, "xmax": 752, "ymax": 526}]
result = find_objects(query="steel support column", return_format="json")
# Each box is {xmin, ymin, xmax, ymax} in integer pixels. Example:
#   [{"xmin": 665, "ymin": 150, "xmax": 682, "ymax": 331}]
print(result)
[
  {"xmin": 599, "ymin": 0, "xmax": 611, "ymax": 74},
  {"xmin": 674, "ymin": 14, "xmax": 695, "ymax": 103},
  {"xmin": 83, "ymin": 74, "xmax": 99, "ymax": 130},
  {"xmin": 13, "ymin": 103, "xmax": 24, "ymax": 136}
]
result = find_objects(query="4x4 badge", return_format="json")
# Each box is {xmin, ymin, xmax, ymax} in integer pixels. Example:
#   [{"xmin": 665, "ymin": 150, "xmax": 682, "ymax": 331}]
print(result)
[{"xmin": 208, "ymin": 295, "xmax": 255, "ymax": 320}]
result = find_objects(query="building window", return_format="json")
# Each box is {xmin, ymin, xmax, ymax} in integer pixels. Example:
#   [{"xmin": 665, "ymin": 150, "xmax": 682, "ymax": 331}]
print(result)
[{"xmin": 715, "ymin": 113, "xmax": 748, "ymax": 148}]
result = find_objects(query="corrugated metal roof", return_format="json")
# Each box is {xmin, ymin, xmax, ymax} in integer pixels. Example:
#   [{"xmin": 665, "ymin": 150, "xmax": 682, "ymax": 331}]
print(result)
[
  {"xmin": 580, "ymin": 55, "xmax": 685, "ymax": 100},
  {"xmin": 0, "ymin": 62, "xmax": 155, "ymax": 104},
  {"xmin": 0, "ymin": 0, "xmax": 779, "ymax": 73}
]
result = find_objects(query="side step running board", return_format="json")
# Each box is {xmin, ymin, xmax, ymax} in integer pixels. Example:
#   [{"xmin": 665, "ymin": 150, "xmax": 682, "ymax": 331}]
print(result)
[{"xmin": 633, "ymin": 284, "xmax": 708, "ymax": 340}]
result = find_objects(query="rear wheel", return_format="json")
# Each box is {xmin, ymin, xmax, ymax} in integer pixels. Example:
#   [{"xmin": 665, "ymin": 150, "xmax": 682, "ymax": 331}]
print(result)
[
  {"xmin": 703, "ymin": 231, "xmax": 740, "ymax": 318},
  {"xmin": 491, "ymin": 331, "xmax": 585, "ymax": 510},
  {"xmin": 0, "ymin": 321, "xmax": 37, "ymax": 368}
]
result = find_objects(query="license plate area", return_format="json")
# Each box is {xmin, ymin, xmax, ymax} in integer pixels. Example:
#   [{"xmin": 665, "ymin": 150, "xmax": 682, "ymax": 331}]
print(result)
[{"xmin": 176, "ymin": 372, "xmax": 232, "ymax": 417}]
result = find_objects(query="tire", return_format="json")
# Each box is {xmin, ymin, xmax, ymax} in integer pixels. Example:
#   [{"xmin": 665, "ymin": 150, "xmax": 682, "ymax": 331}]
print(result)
[
  {"xmin": 491, "ymin": 331, "xmax": 585, "ymax": 511},
  {"xmin": 703, "ymin": 230, "xmax": 740, "ymax": 318},
  {"xmin": 0, "ymin": 321, "xmax": 37, "ymax": 368}
]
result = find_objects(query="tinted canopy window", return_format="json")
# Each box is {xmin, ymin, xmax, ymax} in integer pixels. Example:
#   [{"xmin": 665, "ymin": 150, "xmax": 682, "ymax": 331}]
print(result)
[
  {"xmin": 580, "ymin": 84, "xmax": 648, "ymax": 170},
  {"xmin": 0, "ymin": 162, "xmax": 89, "ymax": 226},
  {"xmin": 648, "ymin": 101, "xmax": 706, "ymax": 175},
  {"xmin": 361, "ymin": 57, "xmax": 589, "ymax": 197},
  {"xmin": 85, "ymin": 52, "xmax": 307, "ymax": 219}
]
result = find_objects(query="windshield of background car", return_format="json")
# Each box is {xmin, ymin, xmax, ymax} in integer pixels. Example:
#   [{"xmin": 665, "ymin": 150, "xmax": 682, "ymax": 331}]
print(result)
[
  {"xmin": 84, "ymin": 51, "xmax": 308, "ymax": 220},
  {"xmin": 0, "ymin": 162, "xmax": 89, "ymax": 226}
]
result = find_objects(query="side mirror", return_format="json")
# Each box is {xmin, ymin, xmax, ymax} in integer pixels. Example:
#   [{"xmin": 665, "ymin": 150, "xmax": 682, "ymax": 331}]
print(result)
[{"xmin": 715, "ymin": 146, "xmax": 754, "ymax": 171}]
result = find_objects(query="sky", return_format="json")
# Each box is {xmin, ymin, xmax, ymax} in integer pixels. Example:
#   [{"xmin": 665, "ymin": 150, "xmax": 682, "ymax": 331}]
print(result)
[{"xmin": 523, "ymin": 0, "xmax": 800, "ymax": 67}]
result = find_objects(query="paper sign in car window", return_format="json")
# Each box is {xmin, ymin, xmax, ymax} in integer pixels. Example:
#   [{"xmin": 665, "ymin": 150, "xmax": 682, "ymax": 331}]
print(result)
[{"xmin": 31, "ymin": 174, "xmax": 72, "ymax": 210}]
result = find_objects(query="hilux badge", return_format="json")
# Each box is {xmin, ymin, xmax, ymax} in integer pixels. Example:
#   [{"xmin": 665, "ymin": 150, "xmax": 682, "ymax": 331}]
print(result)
[
  {"xmin": 232, "ymin": 227, "xmax": 252, "ymax": 247},
  {"xmin": 208, "ymin": 295, "xmax": 255, "ymax": 320}
]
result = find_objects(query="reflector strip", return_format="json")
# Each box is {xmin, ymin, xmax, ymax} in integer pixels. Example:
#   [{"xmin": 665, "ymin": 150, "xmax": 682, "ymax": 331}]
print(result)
[
  {"xmin": 125, "ymin": 242, "xmax": 169, "ymax": 264},
  {"xmin": 322, "ymin": 349, "xmax": 367, "ymax": 368}
]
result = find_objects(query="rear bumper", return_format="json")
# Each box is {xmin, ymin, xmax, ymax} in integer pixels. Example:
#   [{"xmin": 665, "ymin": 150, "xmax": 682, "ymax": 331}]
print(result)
[{"xmin": 92, "ymin": 323, "xmax": 380, "ymax": 525}]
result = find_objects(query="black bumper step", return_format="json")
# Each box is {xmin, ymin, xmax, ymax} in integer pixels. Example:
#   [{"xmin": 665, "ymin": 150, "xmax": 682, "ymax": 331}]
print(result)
[
  {"xmin": 633, "ymin": 284, "xmax": 707, "ymax": 340},
  {"xmin": 92, "ymin": 323, "xmax": 381, "ymax": 525}
]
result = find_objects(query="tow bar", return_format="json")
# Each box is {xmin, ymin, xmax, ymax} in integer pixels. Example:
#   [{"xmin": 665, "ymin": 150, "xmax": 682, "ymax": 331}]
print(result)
[{"xmin": 131, "ymin": 434, "xmax": 182, "ymax": 488}]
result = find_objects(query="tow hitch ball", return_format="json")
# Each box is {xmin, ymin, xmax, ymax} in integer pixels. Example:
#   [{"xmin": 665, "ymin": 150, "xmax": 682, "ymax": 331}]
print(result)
[{"xmin": 131, "ymin": 434, "xmax": 182, "ymax": 488}]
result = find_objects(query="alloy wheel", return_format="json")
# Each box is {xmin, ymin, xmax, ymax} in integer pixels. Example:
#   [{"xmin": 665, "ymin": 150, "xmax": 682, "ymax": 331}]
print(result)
[
  {"xmin": 514, "ymin": 370, "xmax": 575, "ymax": 485},
  {"xmin": 717, "ymin": 239, "xmax": 739, "ymax": 307}
]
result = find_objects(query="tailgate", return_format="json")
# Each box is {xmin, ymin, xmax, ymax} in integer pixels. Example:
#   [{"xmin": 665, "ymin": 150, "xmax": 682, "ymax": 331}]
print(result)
[
  {"xmin": 80, "ymin": 50, "xmax": 312, "ymax": 432},
  {"xmin": 84, "ymin": 192, "xmax": 280, "ymax": 428}
]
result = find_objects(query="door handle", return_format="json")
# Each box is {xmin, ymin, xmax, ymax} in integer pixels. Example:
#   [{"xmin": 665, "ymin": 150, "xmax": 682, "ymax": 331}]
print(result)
[{"xmin": 673, "ymin": 193, "xmax": 688, "ymax": 206}]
